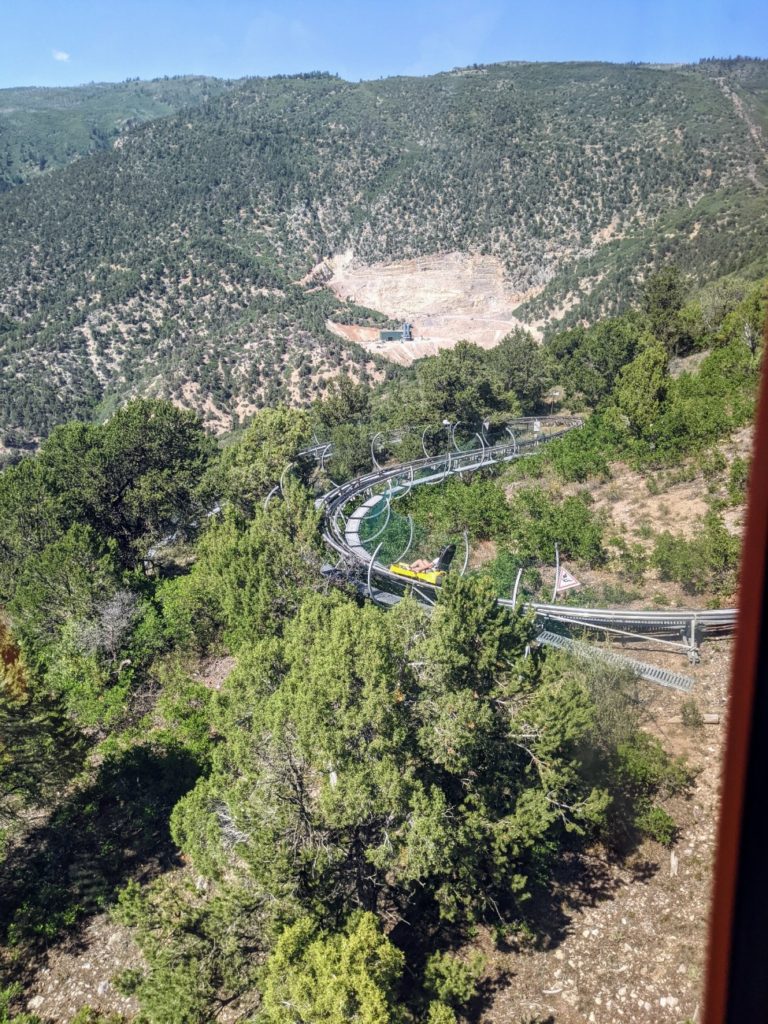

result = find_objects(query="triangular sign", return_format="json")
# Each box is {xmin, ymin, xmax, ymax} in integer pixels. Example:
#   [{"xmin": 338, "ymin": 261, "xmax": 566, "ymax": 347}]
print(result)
[{"xmin": 556, "ymin": 566, "xmax": 581, "ymax": 592}]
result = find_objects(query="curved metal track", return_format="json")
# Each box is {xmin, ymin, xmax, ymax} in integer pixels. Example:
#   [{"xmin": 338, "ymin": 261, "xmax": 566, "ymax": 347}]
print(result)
[{"xmin": 312, "ymin": 417, "xmax": 737, "ymax": 687}]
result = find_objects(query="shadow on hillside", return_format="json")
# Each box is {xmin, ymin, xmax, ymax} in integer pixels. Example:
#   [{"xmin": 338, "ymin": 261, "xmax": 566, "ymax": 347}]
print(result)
[
  {"xmin": 389, "ymin": 830, "xmax": 663, "ymax": 1020},
  {"xmin": 464, "ymin": 968, "xmax": 518, "ymax": 1019},
  {"xmin": 0, "ymin": 743, "xmax": 201, "ymax": 964},
  {"xmin": 510, "ymin": 847, "xmax": 660, "ymax": 956},
  {"xmin": 452, "ymin": 850, "xmax": 660, "ymax": 1020}
]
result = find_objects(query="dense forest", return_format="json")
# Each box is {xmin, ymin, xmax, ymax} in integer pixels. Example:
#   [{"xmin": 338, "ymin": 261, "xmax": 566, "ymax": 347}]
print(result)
[
  {"xmin": 1, "ymin": 268, "xmax": 763, "ymax": 1022},
  {"xmin": 1, "ymin": 59, "xmax": 767, "ymax": 447}
]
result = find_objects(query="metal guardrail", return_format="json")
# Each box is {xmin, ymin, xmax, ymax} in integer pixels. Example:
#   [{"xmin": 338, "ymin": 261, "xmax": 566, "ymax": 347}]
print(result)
[{"xmin": 511, "ymin": 602, "xmax": 737, "ymax": 636}]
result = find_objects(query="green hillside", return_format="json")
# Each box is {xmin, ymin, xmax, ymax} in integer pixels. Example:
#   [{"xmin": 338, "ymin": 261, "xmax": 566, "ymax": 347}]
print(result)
[
  {"xmin": 0, "ymin": 59, "xmax": 766, "ymax": 446},
  {"xmin": 0, "ymin": 76, "xmax": 233, "ymax": 190},
  {"xmin": 1, "ymin": 277, "xmax": 761, "ymax": 1020}
]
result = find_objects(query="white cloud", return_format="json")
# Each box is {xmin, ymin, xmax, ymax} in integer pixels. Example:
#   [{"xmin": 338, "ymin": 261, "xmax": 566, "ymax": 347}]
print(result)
[{"xmin": 52, "ymin": 49, "xmax": 70, "ymax": 62}]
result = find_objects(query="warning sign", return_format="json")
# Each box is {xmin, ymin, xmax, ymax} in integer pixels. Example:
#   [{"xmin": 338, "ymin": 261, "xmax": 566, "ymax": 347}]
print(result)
[{"xmin": 556, "ymin": 566, "xmax": 581, "ymax": 593}]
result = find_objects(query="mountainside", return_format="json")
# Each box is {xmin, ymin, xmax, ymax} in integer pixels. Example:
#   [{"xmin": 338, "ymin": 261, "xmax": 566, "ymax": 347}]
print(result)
[
  {"xmin": 0, "ymin": 76, "xmax": 233, "ymax": 191},
  {"xmin": 1, "ymin": 59, "xmax": 767, "ymax": 446}
]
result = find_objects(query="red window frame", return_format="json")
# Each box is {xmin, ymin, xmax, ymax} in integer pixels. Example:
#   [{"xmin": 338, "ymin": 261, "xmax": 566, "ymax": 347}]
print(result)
[{"xmin": 704, "ymin": 300, "xmax": 768, "ymax": 1023}]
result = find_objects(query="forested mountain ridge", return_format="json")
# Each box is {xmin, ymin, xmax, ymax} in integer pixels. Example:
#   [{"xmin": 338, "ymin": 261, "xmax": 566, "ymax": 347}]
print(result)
[
  {"xmin": 0, "ymin": 76, "xmax": 234, "ymax": 191},
  {"xmin": 1, "ymin": 58, "xmax": 767, "ymax": 448}
]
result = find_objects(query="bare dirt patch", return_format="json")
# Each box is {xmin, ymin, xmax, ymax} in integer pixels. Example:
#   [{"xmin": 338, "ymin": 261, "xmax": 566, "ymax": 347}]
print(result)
[
  {"xmin": 326, "ymin": 320, "xmax": 383, "ymax": 345},
  {"xmin": 326, "ymin": 250, "xmax": 541, "ymax": 363},
  {"xmin": 588, "ymin": 464, "xmax": 711, "ymax": 543},
  {"xmin": 192, "ymin": 653, "xmax": 236, "ymax": 691},
  {"xmin": 324, "ymin": 323, "xmax": 411, "ymax": 374},
  {"xmin": 569, "ymin": 425, "xmax": 753, "ymax": 551},
  {"xmin": 23, "ymin": 914, "xmax": 142, "ymax": 1022},
  {"xmin": 593, "ymin": 424, "xmax": 753, "ymax": 548},
  {"xmin": 468, "ymin": 539, "xmax": 498, "ymax": 570},
  {"xmin": 669, "ymin": 351, "xmax": 709, "ymax": 378}
]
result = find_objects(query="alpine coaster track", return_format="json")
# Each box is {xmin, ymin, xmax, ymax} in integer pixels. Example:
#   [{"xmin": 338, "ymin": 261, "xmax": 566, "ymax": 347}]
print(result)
[{"xmin": 312, "ymin": 417, "xmax": 737, "ymax": 691}]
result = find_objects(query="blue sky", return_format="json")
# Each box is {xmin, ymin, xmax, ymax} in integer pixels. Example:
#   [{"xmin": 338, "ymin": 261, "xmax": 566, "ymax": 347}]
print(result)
[{"xmin": 1, "ymin": 0, "xmax": 766, "ymax": 89}]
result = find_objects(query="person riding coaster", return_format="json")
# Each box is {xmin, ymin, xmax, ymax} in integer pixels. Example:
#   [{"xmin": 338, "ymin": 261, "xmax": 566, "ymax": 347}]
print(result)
[{"xmin": 389, "ymin": 543, "xmax": 457, "ymax": 585}]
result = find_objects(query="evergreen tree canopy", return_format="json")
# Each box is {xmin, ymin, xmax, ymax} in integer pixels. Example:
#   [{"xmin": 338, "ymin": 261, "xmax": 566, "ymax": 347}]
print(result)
[
  {"xmin": 258, "ymin": 913, "xmax": 406, "ymax": 1024},
  {"xmin": 0, "ymin": 399, "xmax": 215, "ymax": 605},
  {"xmin": 172, "ymin": 578, "xmax": 609, "ymax": 926},
  {"xmin": 212, "ymin": 406, "xmax": 313, "ymax": 518}
]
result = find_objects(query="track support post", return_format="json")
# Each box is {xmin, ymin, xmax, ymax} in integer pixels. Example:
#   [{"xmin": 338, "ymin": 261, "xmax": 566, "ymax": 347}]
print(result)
[
  {"xmin": 367, "ymin": 542, "xmax": 383, "ymax": 600},
  {"xmin": 687, "ymin": 615, "xmax": 701, "ymax": 664}
]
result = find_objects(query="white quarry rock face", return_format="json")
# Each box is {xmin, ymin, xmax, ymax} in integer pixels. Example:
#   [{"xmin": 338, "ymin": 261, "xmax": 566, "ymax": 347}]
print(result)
[{"xmin": 326, "ymin": 250, "xmax": 546, "ymax": 364}]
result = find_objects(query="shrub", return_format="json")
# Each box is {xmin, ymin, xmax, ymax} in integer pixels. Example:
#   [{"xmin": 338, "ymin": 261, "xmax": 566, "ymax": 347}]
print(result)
[
  {"xmin": 329, "ymin": 422, "xmax": 375, "ymax": 482},
  {"xmin": 426, "ymin": 1004, "xmax": 457, "ymax": 1024},
  {"xmin": 681, "ymin": 699, "xmax": 704, "ymax": 730},
  {"xmin": 542, "ymin": 421, "xmax": 612, "ymax": 482},
  {"xmin": 483, "ymin": 548, "xmax": 521, "ymax": 596},
  {"xmin": 616, "ymin": 732, "xmax": 691, "ymax": 796},
  {"xmin": 612, "ymin": 732, "xmax": 692, "ymax": 846},
  {"xmin": 507, "ymin": 487, "xmax": 606, "ymax": 566},
  {"xmin": 0, "ymin": 984, "xmax": 41, "ymax": 1024},
  {"xmin": 157, "ymin": 571, "xmax": 222, "ymax": 653},
  {"xmin": 634, "ymin": 805, "xmax": 677, "ymax": 847},
  {"xmin": 569, "ymin": 661, "xmax": 693, "ymax": 848},
  {"xmin": 610, "ymin": 537, "xmax": 648, "ymax": 584},
  {"xmin": 601, "ymin": 582, "xmax": 642, "ymax": 605},
  {"xmin": 259, "ymin": 913, "xmax": 406, "ymax": 1024},
  {"xmin": 652, "ymin": 512, "xmax": 740, "ymax": 595},
  {"xmin": 423, "ymin": 951, "xmax": 484, "ymax": 1008},
  {"xmin": 728, "ymin": 456, "xmax": 749, "ymax": 505},
  {"xmin": 700, "ymin": 449, "xmax": 727, "ymax": 477},
  {"xmin": 113, "ymin": 969, "xmax": 143, "ymax": 996},
  {"xmin": 402, "ymin": 476, "xmax": 512, "ymax": 541}
]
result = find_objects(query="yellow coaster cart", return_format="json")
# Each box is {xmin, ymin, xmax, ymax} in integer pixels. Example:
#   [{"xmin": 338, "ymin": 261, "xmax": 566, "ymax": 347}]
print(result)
[{"xmin": 389, "ymin": 544, "xmax": 457, "ymax": 586}]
